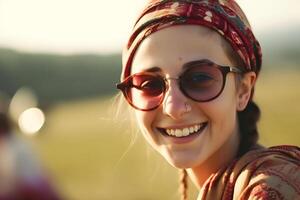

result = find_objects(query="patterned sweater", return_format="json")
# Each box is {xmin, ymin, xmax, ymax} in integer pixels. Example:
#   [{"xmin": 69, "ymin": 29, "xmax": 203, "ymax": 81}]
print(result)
[{"xmin": 197, "ymin": 145, "xmax": 300, "ymax": 200}]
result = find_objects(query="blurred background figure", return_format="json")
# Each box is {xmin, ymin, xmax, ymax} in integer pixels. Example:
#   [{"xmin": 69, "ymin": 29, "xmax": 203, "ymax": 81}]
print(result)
[{"xmin": 0, "ymin": 93, "xmax": 61, "ymax": 200}]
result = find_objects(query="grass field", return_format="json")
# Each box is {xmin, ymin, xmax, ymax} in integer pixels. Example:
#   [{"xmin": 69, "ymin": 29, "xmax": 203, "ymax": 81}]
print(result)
[{"xmin": 26, "ymin": 70, "xmax": 300, "ymax": 200}]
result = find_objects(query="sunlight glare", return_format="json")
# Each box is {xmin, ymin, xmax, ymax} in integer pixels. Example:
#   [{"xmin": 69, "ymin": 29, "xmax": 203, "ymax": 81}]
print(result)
[{"xmin": 18, "ymin": 107, "xmax": 45, "ymax": 135}]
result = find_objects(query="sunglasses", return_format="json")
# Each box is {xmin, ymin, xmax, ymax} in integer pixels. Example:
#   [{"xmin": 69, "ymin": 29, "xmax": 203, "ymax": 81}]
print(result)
[{"xmin": 117, "ymin": 60, "xmax": 244, "ymax": 111}]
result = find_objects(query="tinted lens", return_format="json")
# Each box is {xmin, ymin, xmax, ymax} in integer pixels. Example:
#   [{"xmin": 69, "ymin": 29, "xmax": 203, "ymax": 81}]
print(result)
[
  {"xmin": 126, "ymin": 74, "xmax": 165, "ymax": 110},
  {"xmin": 180, "ymin": 64, "xmax": 224, "ymax": 101}
]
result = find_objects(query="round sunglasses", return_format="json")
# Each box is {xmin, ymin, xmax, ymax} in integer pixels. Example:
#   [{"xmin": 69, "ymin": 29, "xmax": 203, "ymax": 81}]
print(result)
[{"xmin": 117, "ymin": 60, "xmax": 244, "ymax": 111}]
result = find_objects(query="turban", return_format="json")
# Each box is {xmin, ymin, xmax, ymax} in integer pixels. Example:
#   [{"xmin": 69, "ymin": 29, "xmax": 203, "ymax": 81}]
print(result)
[{"xmin": 122, "ymin": 0, "xmax": 262, "ymax": 80}]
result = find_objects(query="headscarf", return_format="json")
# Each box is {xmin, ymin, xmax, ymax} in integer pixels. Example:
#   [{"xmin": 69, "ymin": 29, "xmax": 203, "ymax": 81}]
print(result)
[{"xmin": 122, "ymin": 0, "xmax": 262, "ymax": 80}]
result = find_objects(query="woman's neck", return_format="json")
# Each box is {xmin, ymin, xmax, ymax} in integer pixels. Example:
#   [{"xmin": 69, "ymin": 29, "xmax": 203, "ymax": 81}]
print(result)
[{"xmin": 186, "ymin": 126, "xmax": 240, "ymax": 189}]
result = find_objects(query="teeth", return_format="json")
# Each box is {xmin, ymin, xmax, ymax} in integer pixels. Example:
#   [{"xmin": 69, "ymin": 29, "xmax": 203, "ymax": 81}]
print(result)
[
  {"xmin": 183, "ymin": 128, "xmax": 189, "ymax": 136},
  {"xmin": 175, "ymin": 129, "xmax": 183, "ymax": 137},
  {"xmin": 189, "ymin": 126, "xmax": 194, "ymax": 133},
  {"xmin": 165, "ymin": 123, "xmax": 206, "ymax": 137},
  {"xmin": 166, "ymin": 129, "xmax": 171, "ymax": 135},
  {"xmin": 171, "ymin": 129, "xmax": 175, "ymax": 136}
]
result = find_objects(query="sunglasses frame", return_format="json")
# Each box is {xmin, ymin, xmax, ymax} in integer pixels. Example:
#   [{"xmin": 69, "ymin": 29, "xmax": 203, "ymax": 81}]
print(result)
[{"xmin": 117, "ymin": 61, "xmax": 244, "ymax": 111}]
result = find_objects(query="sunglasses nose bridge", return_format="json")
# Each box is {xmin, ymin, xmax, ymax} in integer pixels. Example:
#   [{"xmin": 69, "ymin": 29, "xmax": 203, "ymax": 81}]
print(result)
[
  {"xmin": 161, "ymin": 77, "xmax": 190, "ymax": 119},
  {"xmin": 163, "ymin": 77, "xmax": 180, "ymax": 95},
  {"xmin": 164, "ymin": 77, "xmax": 179, "ymax": 87}
]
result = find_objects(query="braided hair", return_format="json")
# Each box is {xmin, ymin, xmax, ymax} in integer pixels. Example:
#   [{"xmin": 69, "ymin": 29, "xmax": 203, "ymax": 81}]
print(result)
[{"xmin": 179, "ymin": 169, "xmax": 188, "ymax": 200}]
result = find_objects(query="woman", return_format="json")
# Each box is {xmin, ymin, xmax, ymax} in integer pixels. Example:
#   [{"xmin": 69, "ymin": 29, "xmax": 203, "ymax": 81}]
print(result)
[{"xmin": 116, "ymin": 0, "xmax": 300, "ymax": 199}]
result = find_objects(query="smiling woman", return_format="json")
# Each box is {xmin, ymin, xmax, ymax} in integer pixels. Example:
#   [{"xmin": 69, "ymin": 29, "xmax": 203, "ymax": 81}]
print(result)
[{"xmin": 116, "ymin": 0, "xmax": 300, "ymax": 200}]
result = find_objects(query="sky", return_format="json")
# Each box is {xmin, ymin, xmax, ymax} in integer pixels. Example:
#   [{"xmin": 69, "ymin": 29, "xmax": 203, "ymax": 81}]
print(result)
[{"xmin": 0, "ymin": 0, "xmax": 299, "ymax": 54}]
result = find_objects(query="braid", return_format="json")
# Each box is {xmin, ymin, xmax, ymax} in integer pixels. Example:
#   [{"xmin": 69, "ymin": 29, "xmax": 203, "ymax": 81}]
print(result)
[
  {"xmin": 237, "ymin": 100, "xmax": 260, "ymax": 156},
  {"xmin": 179, "ymin": 169, "xmax": 188, "ymax": 200}
]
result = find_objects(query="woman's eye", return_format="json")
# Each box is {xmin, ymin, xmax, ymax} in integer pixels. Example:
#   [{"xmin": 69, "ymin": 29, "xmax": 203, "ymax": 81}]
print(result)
[
  {"xmin": 137, "ymin": 79, "xmax": 163, "ymax": 96},
  {"xmin": 140, "ymin": 80, "xmax": 161, "ymax": 90},
  {"xmin": 184, "ymin": 73, "xmax": 216, "ymax": 89},
  {"xmin": 191, "ymin": 73, "xmax": 214, "ymax": 82}
]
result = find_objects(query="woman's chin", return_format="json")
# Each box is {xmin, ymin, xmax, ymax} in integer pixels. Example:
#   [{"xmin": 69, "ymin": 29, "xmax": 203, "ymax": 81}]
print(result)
[
  {"xmin": 166, "ymin": 158, "xmax": 196, "ymax": 169},
  {"xmin": 162, "ymin": 152, "xmax": 200, "ymax": 169}
]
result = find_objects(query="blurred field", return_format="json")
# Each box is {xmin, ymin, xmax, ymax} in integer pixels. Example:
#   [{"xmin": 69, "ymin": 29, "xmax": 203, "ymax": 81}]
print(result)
[{"xmin": 26, "ymin": 70, "xmax": 300, "ymax": 200}]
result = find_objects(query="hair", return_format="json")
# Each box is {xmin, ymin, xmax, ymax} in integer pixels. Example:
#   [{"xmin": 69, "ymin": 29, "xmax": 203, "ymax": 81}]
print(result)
[
  {"xmin": 221, "ymin": 35, "xmax": 261, "ymax": 156},
  {"xmin": 0, "ymin": 93, "xmax": 12, "ymax": 136},
  {"xmin": 179, "ymin": 169, "xmax": 188, "ymax": 200},
  {"xmin": 0, "ymin": 113, "xmax": 11, "ymax": 135}
]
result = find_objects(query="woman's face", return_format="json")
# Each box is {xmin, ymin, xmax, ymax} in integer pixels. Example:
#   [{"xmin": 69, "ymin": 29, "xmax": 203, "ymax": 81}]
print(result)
[{"xmin": 130, "ymin": 25, "xmax": 243, "ymax": 168}]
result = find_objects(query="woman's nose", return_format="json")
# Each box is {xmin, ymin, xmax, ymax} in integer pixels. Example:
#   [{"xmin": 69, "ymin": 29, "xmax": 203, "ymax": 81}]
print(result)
[{"xmin": 162, "ymin": 81, "xmax": 190, "ymax": 120}]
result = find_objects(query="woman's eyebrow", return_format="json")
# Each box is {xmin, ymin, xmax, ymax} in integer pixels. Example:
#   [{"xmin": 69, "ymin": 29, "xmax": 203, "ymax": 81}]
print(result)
[
  {"xmin": 142, "ymin": 66, "xmax": 162, "ymax": 73},
  {"xmin": 142, "ymin": 59, "xmax": 212, "ymax": 73},
  {"xmin": 182, "ymin": 59, "xmax": 212, "ymax": 70}
]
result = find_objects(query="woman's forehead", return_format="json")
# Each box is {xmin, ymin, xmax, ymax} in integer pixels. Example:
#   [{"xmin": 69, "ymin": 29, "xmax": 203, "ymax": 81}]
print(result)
[{"xmin": 131, "ymin": 25, "xmax": 232, "ymax": 75}]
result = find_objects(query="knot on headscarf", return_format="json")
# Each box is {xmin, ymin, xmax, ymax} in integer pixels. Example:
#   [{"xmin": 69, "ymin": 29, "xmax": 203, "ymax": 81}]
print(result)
[{"xmin": 122, "ymin": 0, "xmax": 262, "ymax": 80}]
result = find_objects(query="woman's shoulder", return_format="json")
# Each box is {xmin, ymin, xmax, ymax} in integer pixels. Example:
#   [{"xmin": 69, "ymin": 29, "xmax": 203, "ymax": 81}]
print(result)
[
  {"xmin": 233, "ymin": 145, "xmax": 300, "ymax": 199},
  {"xmin": 198, "ymin": 145, "xmax": 300, "ymax": 200},
  {"xmin": 237, "ymin": 144, "xmax": 300, "ymax": 168}
]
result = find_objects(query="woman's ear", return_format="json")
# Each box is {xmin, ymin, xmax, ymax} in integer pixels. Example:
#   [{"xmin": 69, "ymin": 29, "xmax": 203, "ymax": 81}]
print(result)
[{"xmin": 236, "ymin": 72, "xmax": 256, "ymax": 111}]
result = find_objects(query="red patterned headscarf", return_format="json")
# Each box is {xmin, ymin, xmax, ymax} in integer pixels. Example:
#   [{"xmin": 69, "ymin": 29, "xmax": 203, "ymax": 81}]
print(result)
[{"xmin": 122, "ymin": 0, "xmax": 262, "ymax": 80}]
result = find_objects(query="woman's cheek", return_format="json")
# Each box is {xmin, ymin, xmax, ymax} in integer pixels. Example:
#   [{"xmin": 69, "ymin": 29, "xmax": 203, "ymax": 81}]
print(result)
[
  {"xmin": 135, "ymin": 110, "xmax": 159, "ymax": 144},
  {"xmin": 195, "ymin": 87, "xmax": 237, "ymax": 137}
]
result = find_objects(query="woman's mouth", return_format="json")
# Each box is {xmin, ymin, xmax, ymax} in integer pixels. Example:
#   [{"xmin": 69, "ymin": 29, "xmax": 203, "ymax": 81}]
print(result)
[{"xmin": 157, "ymin": 122, "xmax": 208, "ymax": 138}]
